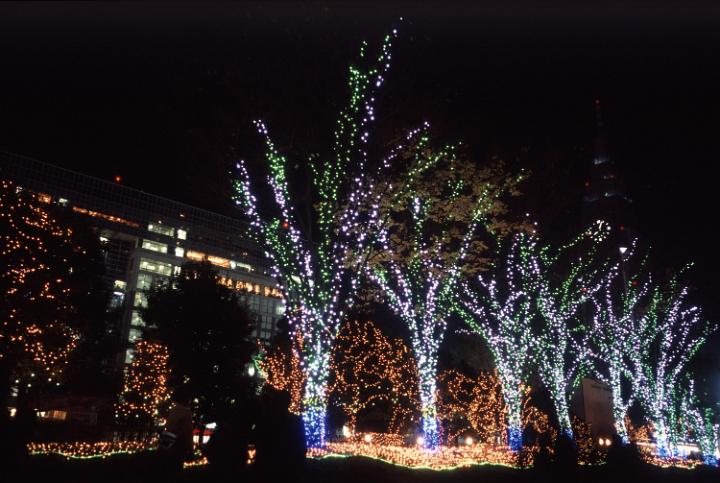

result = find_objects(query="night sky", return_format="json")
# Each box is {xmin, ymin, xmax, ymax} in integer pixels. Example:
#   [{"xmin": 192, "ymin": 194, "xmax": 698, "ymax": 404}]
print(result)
[{"xmin": 1, "ymin": 2, "xmax": 719, "ymax": 381}]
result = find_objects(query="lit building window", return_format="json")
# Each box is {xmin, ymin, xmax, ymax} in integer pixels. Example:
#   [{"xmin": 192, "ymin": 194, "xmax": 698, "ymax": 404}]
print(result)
[
  {"xmin": 113, "ymin": 280, "xmax": 127, "ymax": 291},
  {"xmin": 125, "ymin": 349, "xmax": 134, "ymax": 364},
  {"xmin": 141, "ymin": 239, "xmax": 168, "ymax": 254},
  {"xmin": 177, "ymin": 229, "xmax": 187, "ymax": 240},
  {"xmin": 147, "ymin": 223, "xmax": 174, "ymax": 237},
  {"xmin": 207, "ymin": 255, "xmax": 230, "ymax": 268},
  {"xmin": 235, "ymin": 261, "xmax": 253, "ymax": 272},
  {"xmin": 174, "ymin": 247, "xmax": 185, "ymax": 258},
  {"xmin": 131, "ymin": 311, "xmax": 145, "ymax": 327},
  {"xmin": 217, "ymin": 276, "xmax": 283, "ymax": 299},
  {"xmin": 186, "ymin": 250, "xmax": 205, "ymax": 262},
  {"xmin": 37, "ymin": 410, "xmax": 67, "ymax": 421},
  {"xmin": 58, "ymin": 197, "xmax": 69, "ymax": 206},
  {"xmin": 134, "ymin": 292, "xmax": 148, "ymax": 308},
  {"xmin": 139, "ymin": 258, "xmax": 173, "ymax": 276},
  {"xmin": 128, "ymin": 328, "xmax": 142, "ymax": 343},
  {"xmin": 73, "ymin": 206, "xmax": 140, "ymax": 228},
  {"xmin": 136, "ymin": 272, "xmax": 166, "ymax": 291},
  {"xmin": 173, "ymin": 266, "xmax": 181, "ymax": 276}
]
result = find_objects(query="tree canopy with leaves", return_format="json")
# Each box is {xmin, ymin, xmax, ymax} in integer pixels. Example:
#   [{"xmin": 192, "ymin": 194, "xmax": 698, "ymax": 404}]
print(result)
[
  {"xmin": 0, "ymin": 180, "xmax": 107, "ymax": 401},
  {"xmin": 363, "ymin": 139, "xmax": 525, "ymax": 448},
  {"xmin": 142, "ymin": 261, "xmax": 256, "ymax": 425}
]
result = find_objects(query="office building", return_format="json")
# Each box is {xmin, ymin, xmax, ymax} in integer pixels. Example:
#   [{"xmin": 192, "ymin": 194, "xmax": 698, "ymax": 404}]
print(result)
[{"xmin": 0, "ymin": 152, "xmax": 284, "ymax": 366}]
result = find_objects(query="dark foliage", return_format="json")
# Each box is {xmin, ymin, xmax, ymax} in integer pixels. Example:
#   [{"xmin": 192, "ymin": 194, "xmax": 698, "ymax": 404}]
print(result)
[{"xmin": 141, "ymin": 261, "xmax": 256, "ymax": 424}]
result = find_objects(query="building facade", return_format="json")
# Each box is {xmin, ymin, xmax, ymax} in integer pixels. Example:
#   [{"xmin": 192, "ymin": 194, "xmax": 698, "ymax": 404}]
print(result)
[{"xmin": 0, "ymin": 152, "xmax": 284, "ymax": 366}]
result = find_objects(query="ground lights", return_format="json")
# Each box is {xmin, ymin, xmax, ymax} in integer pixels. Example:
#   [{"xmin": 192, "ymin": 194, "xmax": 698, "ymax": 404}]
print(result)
[{"xmin": 308, "ymin": 437, "xmax": 523, "ymax": 469}]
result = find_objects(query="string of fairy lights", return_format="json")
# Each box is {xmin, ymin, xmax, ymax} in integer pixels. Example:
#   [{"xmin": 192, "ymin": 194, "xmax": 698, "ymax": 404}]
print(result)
[
  {"xmin": 3, "ymin": 26, "xmax": 719, "ymax": 471},
  {"xmin": 589, "ymin": 240, "xmax": 650, "ymax": 442},
  {"xmin": 627, "ymin": 273, "xmax": 717, "ymax": 458},
  {"xmin": 437, "ymin": 369, "xmax": 507, "ymax": 445},
  {"xmin": 115, "ymin": 340, "xmax": 171, "ymax": 423},
  {"xmin": 524, "ymin": 223, "xmax": 610, "ymax": 440},
  {"xmin": 453, "ymin": 233, "xmax": 537, "ymax": 451},
  {"xmin": 328, "ymin": 320, "xmax": 419, "ymax": 434},
  {"xmin": 232, "ymin": 27, "xmax": 401, "ymax": 448},
  {"xmin": 1, "ymin": 180, "xmax": 80, "ymax": 382}
]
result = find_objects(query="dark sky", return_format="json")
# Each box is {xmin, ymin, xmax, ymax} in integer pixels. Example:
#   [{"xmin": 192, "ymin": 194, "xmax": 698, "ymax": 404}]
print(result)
[{"xmin": 1, "ymin": 2, "xmax": 719, "ymax": 373}]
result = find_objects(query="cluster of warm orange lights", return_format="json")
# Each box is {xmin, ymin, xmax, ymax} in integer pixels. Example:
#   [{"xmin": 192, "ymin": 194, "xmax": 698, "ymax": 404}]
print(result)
[
  {"xmin": 71, "ymin": 206, "xmax": 140, "ymax": 228},
  {"xmin": 115, "ymin": 340, "xmax": 170, "ymax": 422},
  {"xmin": 218, "ymin": 276, "xmax": 283, "ymax": 299},
  {"xmin": 259, "ymin": 330, "xmax": 305, "ymax": 414},
  {"xmin": 307, "ymin": 434, "xmax": 523, "ymax": 469},
  {"xmin": 329, "ymin": 320, "xmax": 419, "ymax": 433},
  {"xmin": 1, "ymin": 180, "xmax": 81, "ymax": 377}
]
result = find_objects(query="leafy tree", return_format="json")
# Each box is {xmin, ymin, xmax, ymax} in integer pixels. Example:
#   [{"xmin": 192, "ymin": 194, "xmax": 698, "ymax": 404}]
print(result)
[
  {"xmin": 59, "ymin": 215, "xmax": 122, "ymax": 399},
  {"xmin": 627, "ymin": 273, "xmax": 716, "ymax": 457},
  {"xmin": 0, "ymin": 180, "xmax": 106, "ymax": 402},
  {"xmin": 115, "ymin": 339, "xmax": 170, "ymax": 425},
  {"xmin": 328, "ymin": 320, "xmax": 418, "ymax": 434},
  {"xmin": 142, "ymin": 261, "xmax": 256, "ymax": 425},
  {"xmin": 363, "ymin": 141, "xmax": 525, "ymax": 448},
  {"xmin": 233, "ymin": 29, "xmax": 401, "ymax": 448},
  {"xmin": 258, "ymin": 323, "xmax": 305, "ymax": 415}
]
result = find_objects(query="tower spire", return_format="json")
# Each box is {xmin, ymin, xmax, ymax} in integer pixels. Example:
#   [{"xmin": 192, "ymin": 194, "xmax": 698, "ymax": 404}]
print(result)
[
  {"xmin": 583, "ymin": 99, "xmax": 634, "ymax": 244},
  {"xmin": 593, "ymin": 98, "xmax": 608, "ymax": 166}
]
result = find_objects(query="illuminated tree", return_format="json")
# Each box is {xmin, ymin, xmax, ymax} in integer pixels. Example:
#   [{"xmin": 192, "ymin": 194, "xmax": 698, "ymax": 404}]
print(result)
[
  {"xmin": 455, "ymin": 224, "xmax": 608, "ymax": 447},
  {"xmin": 233, "ymin": 29, "xmax": 411, "ymax": 448},
  {"xmin": 680, "ymin": 379, "xmax": 719, "ymax": 466},
  {"xmin": 365, "ymin": 144, "xmax": 523, "ymax": 449},
  {"xmin": 0, "ymin": 180, "xmax": 87, "ymax": 399},
  {"xmin": 328, "ymin": 320, "xmax": 419, "ymax": 434},
  {"xmin": 628, "ymin": 273, "xmax": 716, "ymax": 457},
  {"xmin": 115, "ymin": 339, "xmax": 170, "ymax": 424},
  {"xmin": 588, "ymin": 242, "xmax": 651, "ymax": 443},
  {"xmin": 258, "ymin": 328, "xmax": 305, "ymax": 415},
  {"xmin": 454, "ymin": 234, "xmax": 536, "ymax": 451},
  {"xmin": 437, "ymin": 369, "xmax": 506, "ymax": 444},
  {"xmin": 523, "ymin": 225, "xmax": 609, "ymax": 439}
]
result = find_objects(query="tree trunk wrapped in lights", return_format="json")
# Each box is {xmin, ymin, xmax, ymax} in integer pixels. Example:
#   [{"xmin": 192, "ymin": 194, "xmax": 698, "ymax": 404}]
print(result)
[
  {"xmin": 627, "ymin": 271, "xmax": 717, "ymax": 458},
  {"xmin": 233, "ymin": 29, "xmax": 407, "ymax": 448},
  {"xmin": 366, "ymin": 145, "xmax": 524, "ymax": 449}
]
